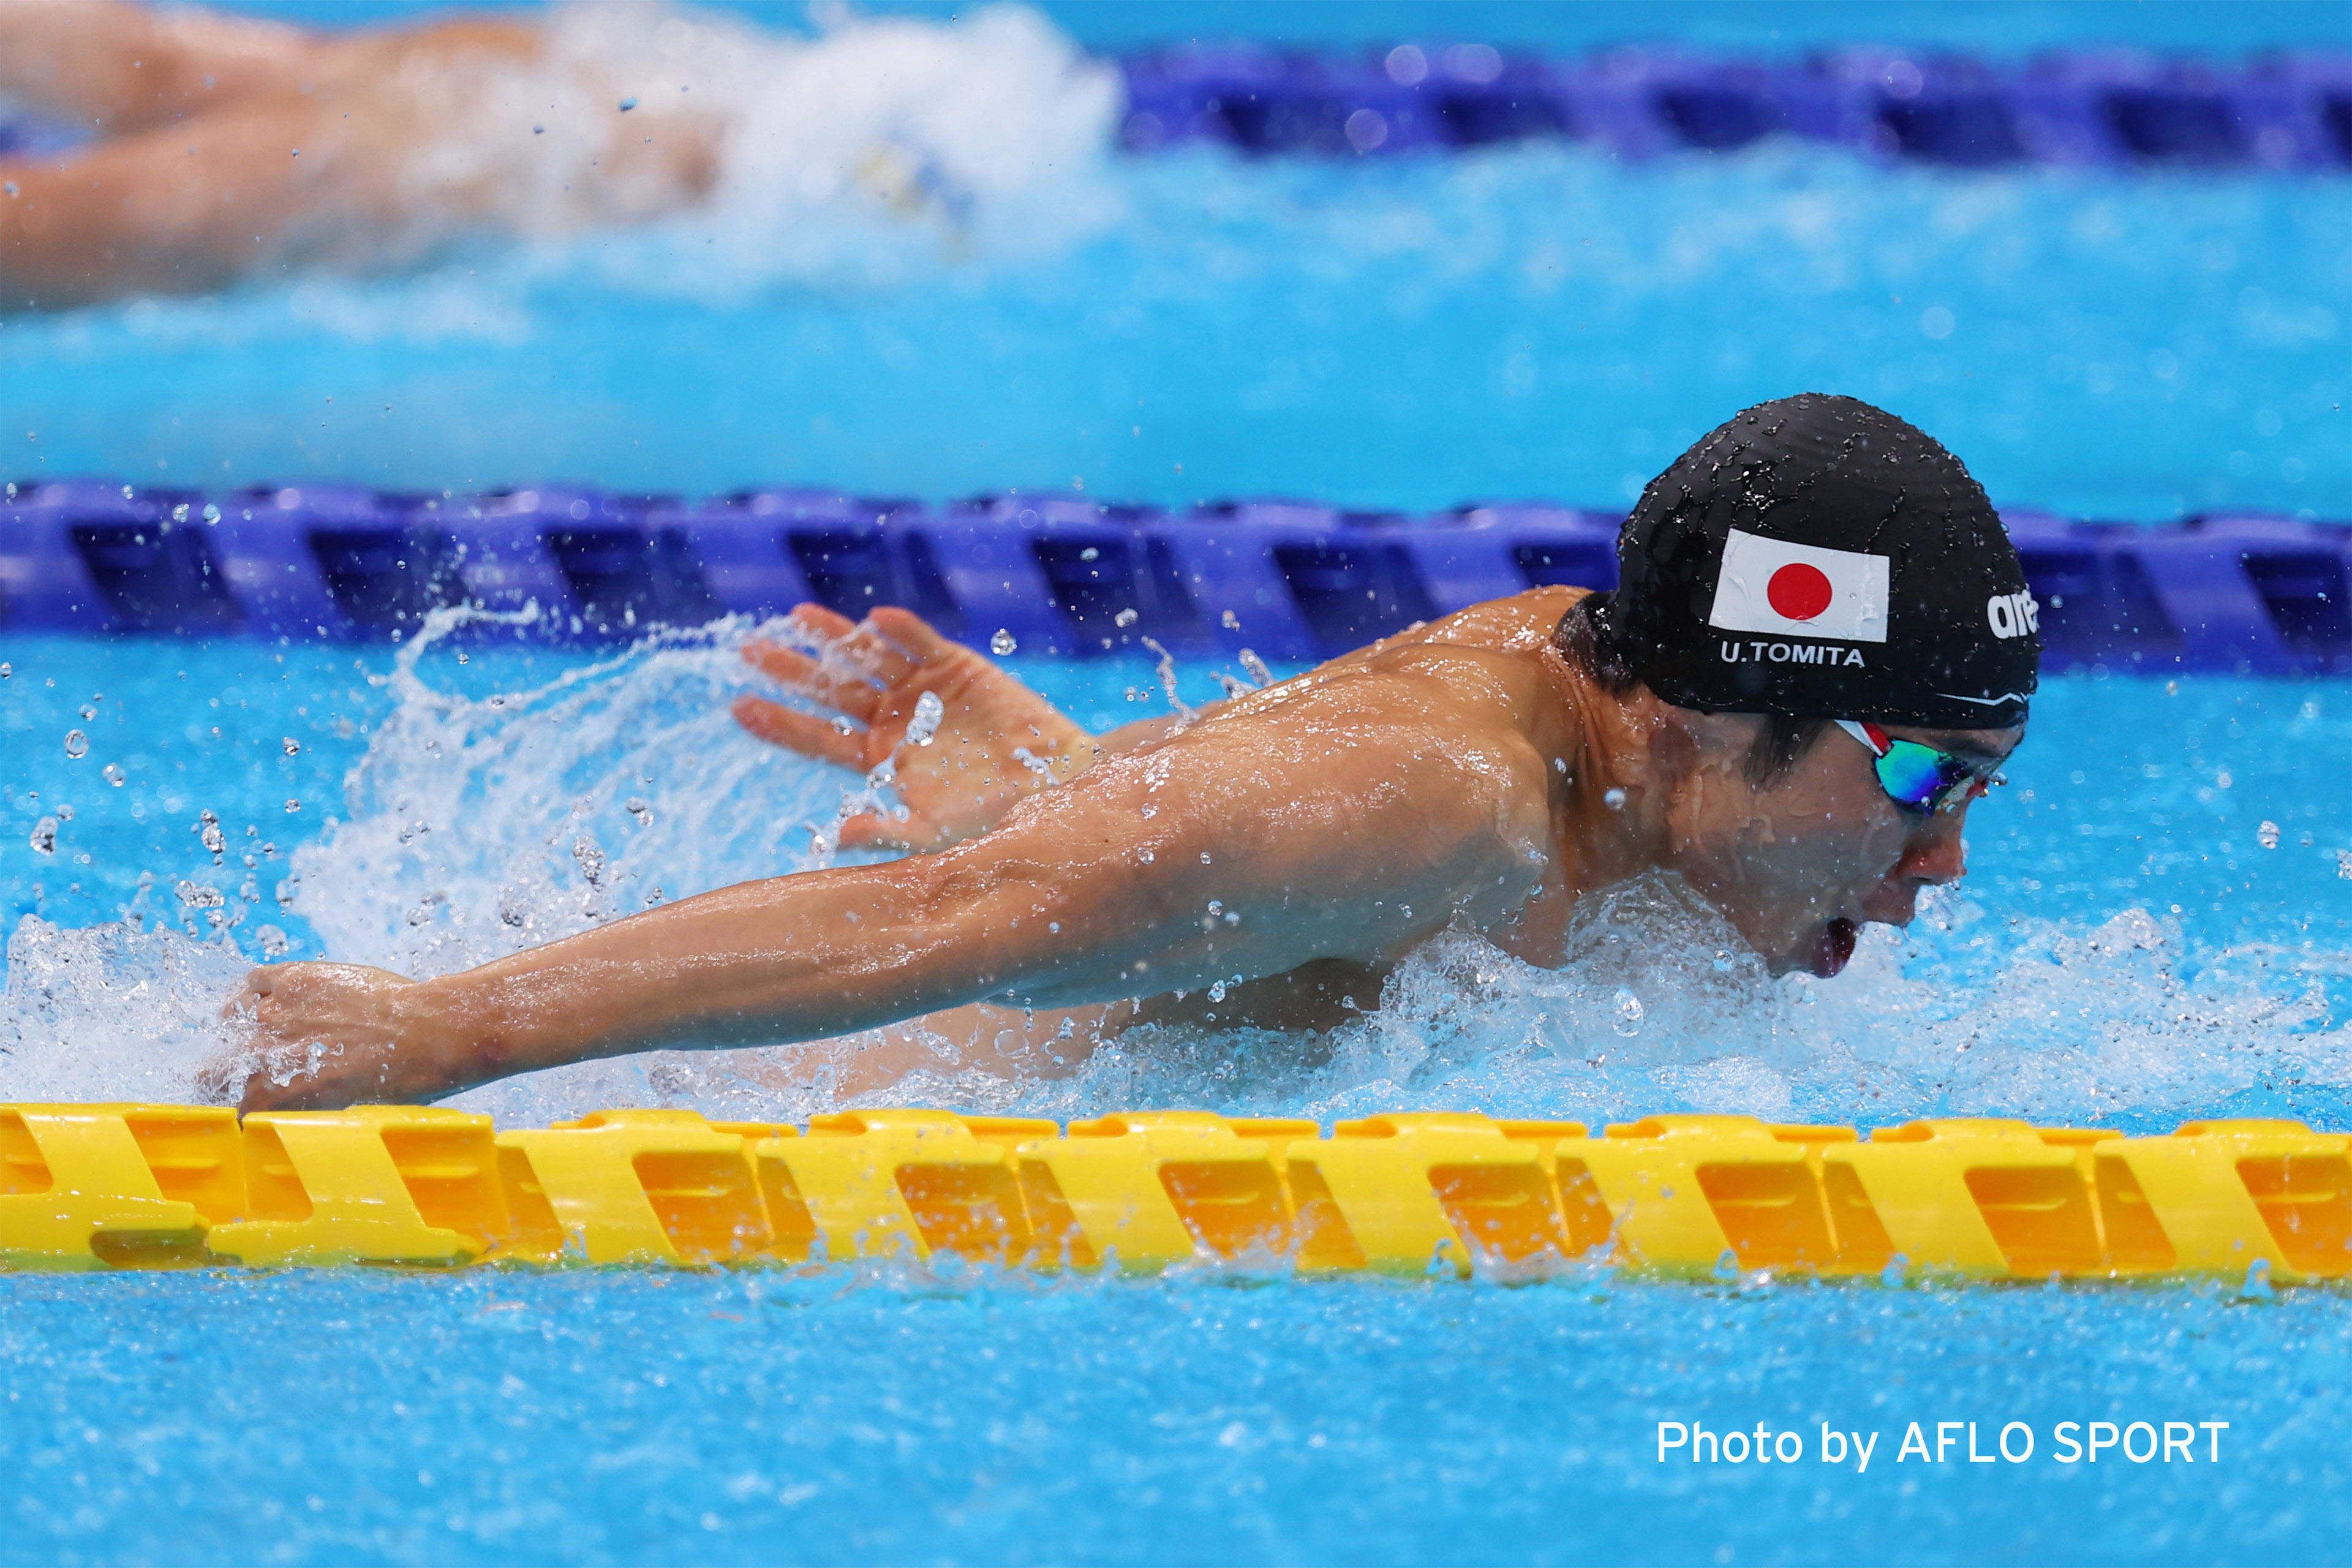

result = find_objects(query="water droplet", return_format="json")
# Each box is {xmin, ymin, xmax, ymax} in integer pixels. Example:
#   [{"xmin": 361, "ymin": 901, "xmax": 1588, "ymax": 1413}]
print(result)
[
  {"xmin": 1080, "ymin": 546, "xmax": 1099, "ymax": 562},
  {"xmin": 2258, "ymin": 820, "xmax": 2280, "ymax": 850},
  {"xmin": 990, "ymin": 629, "xmax": 1018, "ymax": 656},
  {"xmin": 907, "ymin": 690, "xmax": 945, "ymax": 747},
  {"xmin": 829, "ymin": 714, "xmax": 856, "ymax": 735},
  {"xmin": 626, "ymin": 797, "xmax": 654, "ymax": 827},
  {"xmin": 2339, "ymin": 850, "xmax": 2352, "ymax": 881},
  {"xmin": 1208, "ymin": 980, "xmax": 1227, "ymax": 1003},
  {"xmin": 175, "ymin": 880, "xmax": 225, "ymax": 910},
  {"xmin": 1238, "ymin": 650, "xmax": 1273, "ymax": 687},
  {"xmin": 285, "ymin": 799, "xmax": 301, "ymax": 813},
  {"xmin": 0, "ymin": 662, "xmax": 10, "ymax": 679},
  {"xmin": 255, "ymin": 925, "xmax": 290, "ymax": 959},
  {"xmin": 1200, "ymin": 851, "xmax": 1212, "ymax": 864},
  {"xmin": 573, "ymin": 835, "xmax": 606, "ymax": 888},
  {"xmin": 78, "ymin": 704, "xmax": 95, "ymax": 720},
  {"xmin": 1221, "ymin": 610, "xmax": 1240, "ymax": 630},
  {"xmin": 1139, "ymin": 850, "xmax": 1154, "ymax": 864},
  {"xmin": 28, "ymin": 817, "xmax": 56, "ymax": 855},
  {"xmin": 56, "ymin": 805, "xmax": 72, "ymax": 822},
  {"xmin": 1611, "ymin": 988, "xmax": 1646, "ymax": 1037},
  {"xmin": 1554, "ymin": 757, "xmax": 1568, "ymax": 774},
  {"xmin": 282, "ymin": 737, "xmax": 301, "ymax": 756},
  {"xmin": 1604, "ymin": 788, "xmax": 1627, "ymax": 810},
  {"xmin": 103, "ymin": 764, "xmax": 124, "ymax": 787},
  {"xmin": 62, "ymin": 729, "xmax": 88, "ymax": 758},
  {"xmin": 618, "ymin": 96, "xmax": 638, "ymax": 111},
  {"xmin": 1114, "ymin": 608, "xmax": 1138, "ymax": 628}
]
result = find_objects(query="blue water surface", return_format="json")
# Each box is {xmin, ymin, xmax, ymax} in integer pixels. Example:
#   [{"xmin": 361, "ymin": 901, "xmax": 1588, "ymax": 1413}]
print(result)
[
  {"xmin": 2, "ymin": 1265, "xmax": 2344, "ymax": 1567},
  {"xmin": 10, "ymin": 7, "xmax": 2347, "ymax": 520}
]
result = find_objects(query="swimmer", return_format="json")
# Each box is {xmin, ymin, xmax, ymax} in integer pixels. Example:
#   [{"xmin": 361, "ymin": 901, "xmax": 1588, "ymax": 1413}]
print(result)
[
  {"xmin": 0, "ymin": 0, "xmax": 718, "ymax": 306},
  {"xmin": 226, "ymin": 394, "xmax": 2041, "ymax": 1110}
]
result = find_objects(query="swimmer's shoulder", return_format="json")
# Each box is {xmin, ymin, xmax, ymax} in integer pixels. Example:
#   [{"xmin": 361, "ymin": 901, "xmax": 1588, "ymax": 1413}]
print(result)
[{"xmin": 1338, "ymin": 585, "xmax": 1591, "ymax": 666}]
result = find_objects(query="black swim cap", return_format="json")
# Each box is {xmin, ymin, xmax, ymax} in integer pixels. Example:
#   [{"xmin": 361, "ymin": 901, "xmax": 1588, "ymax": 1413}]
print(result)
[{"xmin": 1588, "ymin": 393, "xmax": 2038, "ymax": 729}]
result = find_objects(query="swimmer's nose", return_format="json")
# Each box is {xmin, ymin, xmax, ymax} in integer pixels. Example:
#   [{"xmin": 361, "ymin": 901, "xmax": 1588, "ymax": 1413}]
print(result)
[
  {"xmin": 1860, "ymin": 810, "xmax": 1967, "ymax": 925},
  {"xmin": 1899, "ymin": 810, "xmax": 1969, "ymax": 888}
]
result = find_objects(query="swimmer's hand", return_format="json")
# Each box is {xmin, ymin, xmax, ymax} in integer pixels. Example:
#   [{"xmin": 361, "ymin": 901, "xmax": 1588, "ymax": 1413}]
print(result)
[
  {"xmin": 733, "ymin": 605, "xmax": 1095, "ymax": 852},
  {"xmin": 215, "ymin": 962, "xmax": 471, "ymax": 1111}
]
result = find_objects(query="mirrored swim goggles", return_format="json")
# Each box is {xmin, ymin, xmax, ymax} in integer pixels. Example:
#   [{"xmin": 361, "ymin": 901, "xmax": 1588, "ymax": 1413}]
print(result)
[{"xmin": 1834, "ymin": 720, "xmax": 2004, "ymax": 816}]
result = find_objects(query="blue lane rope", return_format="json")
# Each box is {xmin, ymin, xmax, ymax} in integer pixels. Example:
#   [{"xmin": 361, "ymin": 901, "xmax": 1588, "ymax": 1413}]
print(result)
[
  {"xmin": 2, "ymin": 48, "xmax": 2346, "ymax": 171},
  {"xmin": 2, "ymin": 480, "xmax": 2345, "ymax": 672},
  {"xmin": 1118, "ymin": 45, "xmax": 2352, "ymax": 168}
]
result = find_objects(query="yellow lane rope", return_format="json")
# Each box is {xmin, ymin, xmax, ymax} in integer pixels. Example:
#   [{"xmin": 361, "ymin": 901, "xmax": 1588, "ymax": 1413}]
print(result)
[{"xmin": 2, "ymin": 1106, "xmax": 2346, "ymax": 1281}]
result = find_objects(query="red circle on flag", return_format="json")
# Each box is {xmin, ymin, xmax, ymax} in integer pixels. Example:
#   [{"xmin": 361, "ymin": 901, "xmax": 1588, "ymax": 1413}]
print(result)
[{"xmin": 1766, "ymin": 562, "xmax": 1834, "ymax": 622}]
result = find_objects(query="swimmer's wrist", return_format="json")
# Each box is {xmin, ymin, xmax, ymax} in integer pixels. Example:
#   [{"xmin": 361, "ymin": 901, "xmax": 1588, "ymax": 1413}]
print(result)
[{"xmin": 410, "ymin": 972, "xmax": 532, "ymax": 1095}]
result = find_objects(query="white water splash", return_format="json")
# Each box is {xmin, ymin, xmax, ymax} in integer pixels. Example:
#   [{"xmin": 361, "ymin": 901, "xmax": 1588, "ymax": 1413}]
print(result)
[
  {"xmin": 0, "ymin": 918, "xmax": 250, "ymax": 1104},
  {"xmin": 407, "ymin": 0, "xmax": 1125, "ymax": 295}
]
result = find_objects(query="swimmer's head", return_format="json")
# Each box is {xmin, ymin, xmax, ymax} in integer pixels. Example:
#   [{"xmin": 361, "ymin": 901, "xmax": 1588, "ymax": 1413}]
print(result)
[
  {"xmin": 1562, "ymin": 394, "xmax": 2035, "ymax": 976},
  {"xmin": 1585, "ymin": 391, "xmax": 2039, "ymax": 728}
]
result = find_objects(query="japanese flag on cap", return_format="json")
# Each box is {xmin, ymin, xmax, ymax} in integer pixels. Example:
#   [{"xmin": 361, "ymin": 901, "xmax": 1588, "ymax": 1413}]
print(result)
[{"xmin": 1706, "ymin": 529, "xmax": 1890, "ymax": 644}]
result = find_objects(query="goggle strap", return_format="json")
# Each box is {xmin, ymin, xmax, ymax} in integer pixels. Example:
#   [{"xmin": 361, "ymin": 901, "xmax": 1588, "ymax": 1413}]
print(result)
[{"xmin": 1833, "ymin": 718, "xmax": 1888, "ymax": 758}]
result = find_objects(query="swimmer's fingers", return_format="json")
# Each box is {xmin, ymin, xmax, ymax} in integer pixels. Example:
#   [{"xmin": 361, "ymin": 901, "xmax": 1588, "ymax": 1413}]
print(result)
[
  {"xmin": 829, "ymin": 616, "xmax": 922, "ymax": 684},
  {"xmin": 219, "ymin": 967, "xmax": 272, "ymax": 1023},
  {"xmin": 783, "ymin": 603, "xmax": 860, "ymax": 643},
  {"xmin": 731, "ymin": 695, "xmax": 869, "ymax": 769},
  {"xmin": 741, "ymin": 638, "xmax": 883, "ymax": 721},
  {"xmin": 863, "ymin": 606, "xmax": 961, "ymax": 668}
]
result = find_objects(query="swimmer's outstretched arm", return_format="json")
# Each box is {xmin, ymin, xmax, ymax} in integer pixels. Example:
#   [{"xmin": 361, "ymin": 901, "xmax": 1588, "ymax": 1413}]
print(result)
[{"xmin": 232, "ymin": 665, "xmax": 1553, "ymax": 1110}]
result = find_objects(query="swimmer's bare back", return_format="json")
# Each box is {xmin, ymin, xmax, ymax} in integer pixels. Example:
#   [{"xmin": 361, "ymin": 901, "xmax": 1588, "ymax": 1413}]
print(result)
[
  {"xmin": 0, "ymin": 0, "xmax": 716, "ymax": 306},
  {"xmin": 227, "ymin": 589, "xmax": 1622, "ymax": 1109}
]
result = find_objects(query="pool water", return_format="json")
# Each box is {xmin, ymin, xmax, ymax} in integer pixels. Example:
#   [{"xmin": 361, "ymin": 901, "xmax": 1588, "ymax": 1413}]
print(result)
[
  {"xmin": 6, "ymin": 1, "xmax": 2352, "ymax": 1562},
  {"xmin": 6, "ymin": 1266, "xmax": 2346, "ymax": 1567},
  {"xmin": 9, "ymin": 4, "xmax": 2346, "ymax": 521}
]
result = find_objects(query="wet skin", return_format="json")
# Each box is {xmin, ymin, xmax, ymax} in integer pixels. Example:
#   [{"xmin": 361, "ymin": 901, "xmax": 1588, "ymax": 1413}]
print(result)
[{"xmin": 225, "ymin": 587, "xmax": 2021, "ymax": 1109}]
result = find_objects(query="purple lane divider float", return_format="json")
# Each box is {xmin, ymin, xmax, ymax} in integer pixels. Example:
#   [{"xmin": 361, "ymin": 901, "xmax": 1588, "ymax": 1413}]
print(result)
[
  {"xmin": 1117, "ymin": 43, "xmax": 2352, "ymax": 168},
  {"xmin": 4, "ymin": 46, "xmax": 2346, "ymax": 171},
  {"xmin": 4, "ymin": 480, "xmax": 2346, "ymax": 674}
]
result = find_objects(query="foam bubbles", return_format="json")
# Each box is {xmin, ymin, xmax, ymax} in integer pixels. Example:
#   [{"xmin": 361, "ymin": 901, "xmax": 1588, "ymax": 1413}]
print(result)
[
  {"xmin": 0, "ymin": 918, "xmax": 250, "ymax": 1104},
  {"xmin": 429, "ymin": 0, "xmax": 1126, "ymax": 295}
]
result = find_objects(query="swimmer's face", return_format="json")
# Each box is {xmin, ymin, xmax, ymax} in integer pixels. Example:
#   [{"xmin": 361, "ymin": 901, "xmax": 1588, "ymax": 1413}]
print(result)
[{"xmin": 1659, "ymin": 715, "xmax": 2025, "ymax": 979}]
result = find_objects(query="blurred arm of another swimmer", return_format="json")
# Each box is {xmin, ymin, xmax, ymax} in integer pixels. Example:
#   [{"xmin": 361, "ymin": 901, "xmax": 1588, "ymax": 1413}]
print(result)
[
  {"xmin": 226, "ymin": 584, "xmax": 2015, "ymax": 1110},
  {"xmin": 0, "ymin": 0, "xmax": 717, "ymax": 306}
]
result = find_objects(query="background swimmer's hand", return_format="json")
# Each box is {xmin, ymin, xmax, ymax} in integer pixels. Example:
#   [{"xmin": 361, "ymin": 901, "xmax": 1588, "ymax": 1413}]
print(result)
[
  {"xmin": 217, "ymin": 962, "xmax": 476, "ymax": 1111},
  {"xmin": 733, "ymin": 605, "xmax": 1095, "ymax": 852}
]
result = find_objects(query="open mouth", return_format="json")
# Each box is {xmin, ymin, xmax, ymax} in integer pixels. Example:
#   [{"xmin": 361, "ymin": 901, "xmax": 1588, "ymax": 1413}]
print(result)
[{"xmin": 1811, "ymin": 918, "xmax": 1859, "ymax": 978}]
